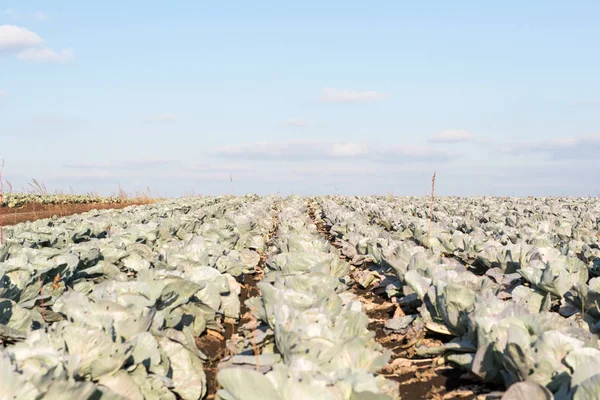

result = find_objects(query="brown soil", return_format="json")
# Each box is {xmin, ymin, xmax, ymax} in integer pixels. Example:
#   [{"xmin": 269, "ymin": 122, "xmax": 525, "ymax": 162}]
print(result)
[
  {"xmin": 0, "ymin": 202, "xmax": 151, "ymax": 226},
  {"xmin": 195, "ymin": 325, "xmax": 232, "ymax": 400},
  {"xmin": 196, "ymin": 259, "xmax": 266, "ymax": 399},
  {"xmin": 397, "ymin": 367, "xmax": 495, "ymax": 400}
]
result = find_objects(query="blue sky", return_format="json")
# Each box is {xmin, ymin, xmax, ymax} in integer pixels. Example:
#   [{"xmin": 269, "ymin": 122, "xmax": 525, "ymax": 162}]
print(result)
[{"xmin": 1, "ymin": 1, "xmax": 599, "ymax": 197}]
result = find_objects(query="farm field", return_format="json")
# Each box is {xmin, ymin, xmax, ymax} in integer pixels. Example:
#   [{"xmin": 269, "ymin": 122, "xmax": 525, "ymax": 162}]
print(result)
[
  {"xmin": 1, "ymin": 193, "xmax": 154, "ymax": 226},
  {"xmin": 1, "ymin": 195, "xmax": 599, "ymax": 400}
]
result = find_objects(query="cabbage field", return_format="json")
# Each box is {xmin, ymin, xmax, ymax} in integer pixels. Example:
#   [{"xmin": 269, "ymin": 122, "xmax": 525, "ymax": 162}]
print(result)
[
  {"xmin": 0, "ymin": 195, "xmax": 599, "ymax": 400},
  {"xmin": 1, "ymin": 193, "xmax": 138, "ymax": 208}
]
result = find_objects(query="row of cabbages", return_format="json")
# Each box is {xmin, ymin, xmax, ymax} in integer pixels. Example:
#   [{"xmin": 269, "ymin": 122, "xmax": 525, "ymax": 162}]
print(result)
[
  {"xmin": 216, "ymin": 197, "xmax": 399, "ymax": 400},
  {"xmin": 0, "ymin": 195, "xmax": 278, "ymax": 399},
  {"xmin": 1, "ymin": 193, "xmax": 140, "ymax": 208},
  {"xmin": 318, "ymin": 197, "xmax": 600, "ymax": 317},
  {"xmin": 367, "ymin": 196, "xmax": 600, "ymax": 271},
  {"xmin": 315, "ymin": 196, "xmax": 600, "ymax": 400}
]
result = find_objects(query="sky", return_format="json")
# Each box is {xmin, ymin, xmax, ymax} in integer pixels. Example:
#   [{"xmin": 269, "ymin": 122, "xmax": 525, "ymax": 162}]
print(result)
[{"xmin": 1, "ymin": 1, "xmax": 599, "ymax": 197}]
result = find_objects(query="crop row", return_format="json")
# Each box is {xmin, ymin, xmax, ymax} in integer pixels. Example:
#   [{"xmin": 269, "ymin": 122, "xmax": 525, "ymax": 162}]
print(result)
[
  {"xmin": 1, "ymin": 193, "xmax": 147, "ymax": 208},
  {"xmin": 216, "ymin": 196, "xmax": 398, "ymax": 399}
]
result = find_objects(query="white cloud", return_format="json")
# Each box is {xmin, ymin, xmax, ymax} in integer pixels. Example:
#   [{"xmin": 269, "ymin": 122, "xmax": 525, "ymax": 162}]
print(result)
[
  {"xmin": 330, "ymin": 142, "xmax": 368, "ymax": 157},
  {"xmin": 0, "ymin": 24, "xmax": 43, "ymax": 50},
  {"xmin": 574, "ymin": 99, "xmax": 600, "ymax": 107},
  {"xmin": 32, "ymin": 115, "xmax": 75, "ymax": 125},
  {"xmin": 495, "ymin": 144, "xmax": 516, "ymax": 154},
  {"xmin": 526, "ymin": 136, "xmax": 600, "ymax": 160},
  {"xmin": 145, "ymin": 114, "xmax": 177, "ymax": 122},
  {"xmin": 319, "ymin": 87, "xmax": 386, "ymax": 102},
  {"xmin": 284, "ymin": 118, "xmax": 306, "ymax": 127},
  {"xmin": 187, "ymin": 163, "xmax": 252, "ymax": 173},
  {"xmin": 17, "ymin": 47, "xmax": 74, "ymax": 62},
  {"xmin": 213, "ymin": 140, "xmax": 454, "ymax": 163},
  {"xmin": 32, "ymin": 12, "xmax": 49, "ymax": 22},
  {"xmin": 65, "ymin": 159, "xmax": 175, "ymax": 170},
  {"xmin": 0, "ymin": 90, "xmax": 5, "ymax": 96},
  {"xmin": 3, "ymin": 8, "xmax": 18, "ymax": 18},
  {"xmin": 481, "ymin": 135, "xmax": 600, "ymax": 161},
  {"xmin": 429, "ymin": 129, "xmax": 473, "ymax": 143},
  {"xmin": 0, "ymin": 24, "xmax": 73, "ymax": 63},
  {"xmin": 474, "ymin": 138, "xmax": 519, "ymax": 154},
  {"xmin": 3, "ymin": 9, "xmax": 49, "ymax": 22}
]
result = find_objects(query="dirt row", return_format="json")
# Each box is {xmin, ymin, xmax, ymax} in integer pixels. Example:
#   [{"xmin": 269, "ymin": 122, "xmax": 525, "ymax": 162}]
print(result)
[
  {"xmin": 0, "ymin": 202, "xmax": 152, "ymax": 226},
  {"xmin": 306, "ymin": 200, "xmax": 499, "ymax": 400},
  {"xmin": 196, "ymin": 203, "xmax": 281, "ymax": 399}
]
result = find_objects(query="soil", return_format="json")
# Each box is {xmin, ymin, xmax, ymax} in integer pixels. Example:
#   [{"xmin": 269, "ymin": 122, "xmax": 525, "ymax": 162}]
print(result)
[
  {"xmin": 0, "ymin": 202, "xmax": 151, "ymax": 226},
  {"xmin": 196, "ymin": 327, "xmax": 231, "ymax": 400},
  {"xmin": 196, "ymin": 259, "xmax": 267, "ymax": 399},
  {"xmin": 397, "ymin": 367, "xmax": 495, "ymax": 400}
]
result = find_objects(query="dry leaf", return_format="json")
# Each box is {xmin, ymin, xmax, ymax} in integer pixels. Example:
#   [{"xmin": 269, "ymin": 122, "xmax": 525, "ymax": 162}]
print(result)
[{"xmin": 207, "ymin": 330, "xmax": 225, "ymax": 340}]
